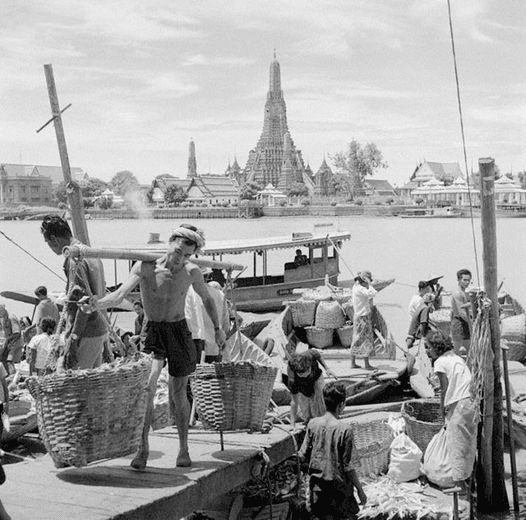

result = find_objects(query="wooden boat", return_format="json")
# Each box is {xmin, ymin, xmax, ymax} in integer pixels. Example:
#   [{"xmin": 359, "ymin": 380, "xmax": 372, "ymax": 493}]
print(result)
[
  {"xmin": 251, "ymin": 289, "xmax": 407, "ymax": 407},
  {"xmin": 116, "ymin": 230, "xmax": 392, "ymax": 313},
  {"xmin": 400, "ymin": 206, "xmax": 463, "ymax": 219}
]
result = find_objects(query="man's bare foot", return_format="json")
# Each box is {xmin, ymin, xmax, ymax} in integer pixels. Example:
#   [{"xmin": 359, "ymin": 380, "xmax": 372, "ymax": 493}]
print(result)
[
  {"xmin": 130, "ymin": 451, "xmax": 148, "ymax": 470},
  {"xmin": 350, "ymin": 363, "xmax": 361, "ymax": 369},
  {"xmin": 363, "ymin": 365, "xmax": 375, "ymax": 371},
  {"xmin": 176, "ymin": 450, "xmax": 191, "ymax": 467}
]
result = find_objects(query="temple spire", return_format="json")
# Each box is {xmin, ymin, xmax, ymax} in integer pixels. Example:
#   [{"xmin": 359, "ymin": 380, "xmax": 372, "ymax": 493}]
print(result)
[{"xmin": 187, "ymin": 138, "xmax": 197, "ymax": 178}]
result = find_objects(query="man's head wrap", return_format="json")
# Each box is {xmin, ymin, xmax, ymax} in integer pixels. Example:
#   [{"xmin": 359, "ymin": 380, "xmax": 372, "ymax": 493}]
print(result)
[{"xmin": 169, "ymin": 226, "xmax": 205, "ymax": 253}]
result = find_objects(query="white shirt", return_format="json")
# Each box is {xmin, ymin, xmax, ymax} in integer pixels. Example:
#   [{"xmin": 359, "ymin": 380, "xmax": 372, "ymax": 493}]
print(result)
[
  {"xmin": 433, "ymin": 350, "xmax": 472, "ymax": 407},
  {"xmin": 351, "ymin": 283, "xmax": 377, "ymax": 317},
  {"xmin": 185, "ymin": 284, "xmax": 230, "ymax": 355},
  {"xmin": 28, "ymin": 333, "xmax": 54, "ymax": 370},
  {"xmin": 408, "ymin": 295, "xmax": 424, "ymax": 319}
]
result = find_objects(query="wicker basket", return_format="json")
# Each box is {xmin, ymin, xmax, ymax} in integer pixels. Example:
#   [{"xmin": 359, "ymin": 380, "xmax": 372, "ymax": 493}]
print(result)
[
  {"xmin": 190, "ymin": 362, "xmax": 277, "ymax": 431},
  {"xmin": 336, "ymin": 323, "xmax": 353, "ymax": 347},
  {"xmin": 26, "ymin": 354, "xmax": 151, "ymax": 468},
  {"xmin": 315, "ymin": 300, "xmax": 346, "ymax": 329},
  {"xmin": 502, "ymin": 339, "xmax": 526, "ymax": 362},
  {"xmin": 352, "ymin": 419, "xmax": 394, "ymax": 478},
  {"xmin": 401, "ymin": 399, "xmax": 444, "ymax": 453},
  {"xmin": 305, "ymin": 326, "xmax": 334, "ymax": 349},
  {"xmin": 288, "ymin": 299, "xmax": 317, "ymax": 327},
  {"xmin": 501, "ymin": 314, "xmax": 526, "ymax": 343}
]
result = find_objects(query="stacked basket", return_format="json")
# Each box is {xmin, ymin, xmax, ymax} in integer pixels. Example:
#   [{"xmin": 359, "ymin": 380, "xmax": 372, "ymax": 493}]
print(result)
[
  {"xmin": 26, "ymin": 354, "xmax": 152, "ymax": 468},
  {"xmin": 401, "ymin": 399, "xmax": 444, "ymax": 453},
  {"xmin": 305, "ymin": 299, "xmax": 350, "ymax": 349},
  {"xmin": 500, "ymin": 313, "xmax": 526, "ymax": 362}
]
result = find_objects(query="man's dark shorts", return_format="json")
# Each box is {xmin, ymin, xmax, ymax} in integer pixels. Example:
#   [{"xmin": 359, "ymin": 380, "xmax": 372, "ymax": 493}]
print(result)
[
  {"xmin": 144, "ymin": 320, "xmax": 196, "ymax": 377},
  {"xmin": 309, "ymin": 476, "xmax": 359, "ymax": 520}
]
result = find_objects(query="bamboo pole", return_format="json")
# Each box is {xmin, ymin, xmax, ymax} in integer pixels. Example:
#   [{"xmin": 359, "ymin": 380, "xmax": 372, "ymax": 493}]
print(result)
[
  {"xmin": 44, "ymin": 64, "xmax": 90, "ymax": 245},
  {"xmin": 477, "ymin": 157, "xmax": 509, "ymax": 512},
  {"xmin": 62, "ymin": 244, "xmax": 245, "ymax": 272}
]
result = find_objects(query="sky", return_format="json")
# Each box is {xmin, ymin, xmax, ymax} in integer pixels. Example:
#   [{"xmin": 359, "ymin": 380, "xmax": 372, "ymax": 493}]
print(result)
[{"xmin": 1, "ymin": 0, "xmax": 525, "ymax": 187}]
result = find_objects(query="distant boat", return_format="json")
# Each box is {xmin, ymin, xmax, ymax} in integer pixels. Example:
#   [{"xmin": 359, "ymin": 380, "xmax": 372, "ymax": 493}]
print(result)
[{"xmin": 400, "ymin": 206, "xmax": 463, "ymax": 219}]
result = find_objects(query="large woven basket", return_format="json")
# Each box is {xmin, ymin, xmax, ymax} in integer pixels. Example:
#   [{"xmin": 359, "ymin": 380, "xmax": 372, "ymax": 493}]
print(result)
[
  {"xmin": 315, "ymin": 300, "xmax": 346, "ymax": 329},
  {"xmin": 305, "ymin": 326, "xmax": 334, "ymax": 349},
  {"xmin": 401, "ymin": 399, "xmax": 444, "ymax": 453},
  {"xmin": 288, "ymin": 299, "xmax": 317, "ymax": 327},
  {"xmin": 352, "ymin": 419, "xmax": 394, "ymax": 478},
  {"xmin": 26, "ymin": 354, "xmax": 151, "ymax": 468},
  {"xmin": 190, "ymin": 362, "xmax": 277, "ymax": 431},
  {"xmin": 337, "ymin": 323, "xmax": 353, "ymax": 347}
]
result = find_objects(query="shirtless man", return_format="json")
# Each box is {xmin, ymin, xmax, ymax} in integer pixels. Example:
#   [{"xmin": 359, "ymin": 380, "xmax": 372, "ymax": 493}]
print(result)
[{"xmin": 83, "ymin": 225, "xmax": 226, "ymax": 469}]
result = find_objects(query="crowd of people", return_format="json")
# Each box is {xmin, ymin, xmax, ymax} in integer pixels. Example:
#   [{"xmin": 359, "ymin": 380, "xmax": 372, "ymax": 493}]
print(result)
[{"xmin": 0, "ymin": 214, "xmax": 484, "ymax": 520}]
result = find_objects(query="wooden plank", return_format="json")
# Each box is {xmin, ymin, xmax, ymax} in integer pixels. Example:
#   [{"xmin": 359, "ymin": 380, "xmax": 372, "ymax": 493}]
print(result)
[{"xmin": 1, "ymin": 426, "xmax": 301, "ymax": 520}]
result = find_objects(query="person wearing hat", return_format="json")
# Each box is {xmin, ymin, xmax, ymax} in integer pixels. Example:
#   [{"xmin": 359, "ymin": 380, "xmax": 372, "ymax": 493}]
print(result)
[
  {"xmin": 408, "ymin": 276, "xmax": 443, "ymax": 320},
  {"xmin": 350, "ymin": 271, "xmax": 377, "ymax": 370},
  {"xmin": 33, "ymin": 285, "xmax": 59, "ymax": 334}
]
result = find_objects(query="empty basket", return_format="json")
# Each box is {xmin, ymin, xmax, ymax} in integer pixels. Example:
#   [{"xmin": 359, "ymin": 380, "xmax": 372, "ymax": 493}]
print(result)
[
  {"xmin": 190, "ymin": 361, "xmax": 277, "ymax": 431},
  {"xmin": 337, "ymin": 323, "xmax": 353, "ymax": 347},
  {"xmin": 305, "ymin": 326, "xmax": 334, "ymax": 349},
  {"xmin": 401, "ymin": 399, "xmax": 444, "ymax": 453},
  {"xmin": 26, "ymin": 354, "xmax": 151, "ymax": 468},
  {"xmin": 352, "ymin": 419, "xmax": 394, "ymax": 478}
]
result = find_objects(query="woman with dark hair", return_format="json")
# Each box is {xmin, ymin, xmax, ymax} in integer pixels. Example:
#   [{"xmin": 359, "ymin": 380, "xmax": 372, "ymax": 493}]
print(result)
[{"xmin": 424, "ymin": 331, "xmax": 479, "ymax": 489}]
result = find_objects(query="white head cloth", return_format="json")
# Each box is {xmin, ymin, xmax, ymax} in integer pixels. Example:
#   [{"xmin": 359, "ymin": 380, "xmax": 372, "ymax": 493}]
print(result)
[{"xmin": 169, "ymin": 226, "xmax": 205, "ymax": 253}]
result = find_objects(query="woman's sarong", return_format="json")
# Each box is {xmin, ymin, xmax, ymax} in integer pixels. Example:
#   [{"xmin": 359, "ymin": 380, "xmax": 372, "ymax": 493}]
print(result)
[
  {"xmin": 350, "ymin": 315, "xmax": 374, "ymax": 357},
  {"xmin": 445, "ymin": 397, "xmax": 480, "ymax": 481}
]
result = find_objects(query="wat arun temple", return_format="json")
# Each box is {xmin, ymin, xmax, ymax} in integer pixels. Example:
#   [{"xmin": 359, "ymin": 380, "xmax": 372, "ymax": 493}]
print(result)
[{"xmin": 224, "ymin": 53, "xmax": 336, "ymax": 198}]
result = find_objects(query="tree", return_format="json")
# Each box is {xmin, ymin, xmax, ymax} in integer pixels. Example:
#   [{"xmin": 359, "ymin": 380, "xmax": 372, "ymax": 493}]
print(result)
[
  {"xmin": 239, "ymin": 181, "xmax": 262, "ymax": 201},
  {"xmin": 286, "ymin": 182, "xmax": 309, "ymax": 198},
  {"xmin": 110, "ymin": 170, "xmax": 139, "ymax": 196},
  {"xmin": 83, "ymin": 178, "xmax": 108, "ymax": 199},
  {"xmin": 518, "ymin": 171, "xmax": 526, "ymax": 189},
  {"xmin": 331, "ymin": 139, "xmax": 387, "ymax": 196},
  {"xmin": 164, "ymin": 185, "xmax": 187, "ymax": 206}
]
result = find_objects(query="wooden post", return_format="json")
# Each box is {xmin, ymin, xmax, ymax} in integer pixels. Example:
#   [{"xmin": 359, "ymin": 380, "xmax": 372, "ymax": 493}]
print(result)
[
  {"xmin": 44, "ymin": 64, "xmax": 90, "ymax": 245},
  {"xmin": 477, "ymin": 157, "xmax": 509, "ymax": 512}
]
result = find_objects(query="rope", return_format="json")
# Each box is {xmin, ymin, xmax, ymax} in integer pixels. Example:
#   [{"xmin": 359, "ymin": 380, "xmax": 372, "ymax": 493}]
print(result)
[
  {"xmin": 446, "ymin": 0, "xmax": 481, "ymax": 287},
  {"xmin": 0, "ymin": 229, "xmax": 66, "ymax": 282},
  {"xmin": 466, "ymin": 296, "xmax": 493, "ymax": 414}
]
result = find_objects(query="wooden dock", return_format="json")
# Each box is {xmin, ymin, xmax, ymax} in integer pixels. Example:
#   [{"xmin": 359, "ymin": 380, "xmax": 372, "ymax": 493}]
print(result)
[{"xmin": 1, "ymin": 425, "xmax": 301, "ymax": 520}]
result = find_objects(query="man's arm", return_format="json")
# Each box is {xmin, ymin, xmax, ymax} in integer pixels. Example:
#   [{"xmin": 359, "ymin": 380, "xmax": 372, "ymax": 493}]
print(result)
[
  {"xmin": 346, "ymin": 469, "xmax": 367, "ymax": 505},
  {"xmin": 96, "ymin": 263, "xmax": 143, "ymax": 309}
]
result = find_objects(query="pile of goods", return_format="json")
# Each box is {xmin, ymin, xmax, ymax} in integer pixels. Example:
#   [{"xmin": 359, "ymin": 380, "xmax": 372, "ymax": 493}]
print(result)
[
  {"xmin": 288, "ymin": 287, "xmax": 353, "ymax": 349},
  {"xmin": 358, "ymin": 476, "xmax": 458, "ymax": 520},
  {"xmin": 26, "ymin": 353, "xmax": 151, "ymax": 467}
]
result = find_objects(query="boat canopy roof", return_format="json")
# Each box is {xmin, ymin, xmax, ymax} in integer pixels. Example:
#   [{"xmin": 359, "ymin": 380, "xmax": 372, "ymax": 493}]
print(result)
[
  {"xmin": 202, "ymin": 231, "xmax": 351, "ymax": 255},
  {"xmin": 117, "ymin": 231, "xmax": 350, "ymax": 256}
]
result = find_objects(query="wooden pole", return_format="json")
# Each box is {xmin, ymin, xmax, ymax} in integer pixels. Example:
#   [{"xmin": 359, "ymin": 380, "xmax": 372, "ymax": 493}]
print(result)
[
  {"xmin": 477, "ymin": 157, "xmax": 509, "ymax": 512},
  {"xmin": 44, "ymin": 64, "xmax": 90, "ymax": 246}
]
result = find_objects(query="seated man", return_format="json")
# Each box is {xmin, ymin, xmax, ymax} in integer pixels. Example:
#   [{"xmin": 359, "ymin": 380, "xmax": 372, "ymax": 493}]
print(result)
[{"xmin": 294, "ymin": 249, "xmax": 308, "ymax": 266}]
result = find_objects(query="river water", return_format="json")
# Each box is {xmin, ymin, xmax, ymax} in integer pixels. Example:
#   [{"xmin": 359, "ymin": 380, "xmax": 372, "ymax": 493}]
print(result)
[
  {"xmin": 1, "ymin": 214, "xmax": 526, "ymax": 343},
  {"xmin": 0, "ymin": 214, "xmax": 525, "ymax": 517}
]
